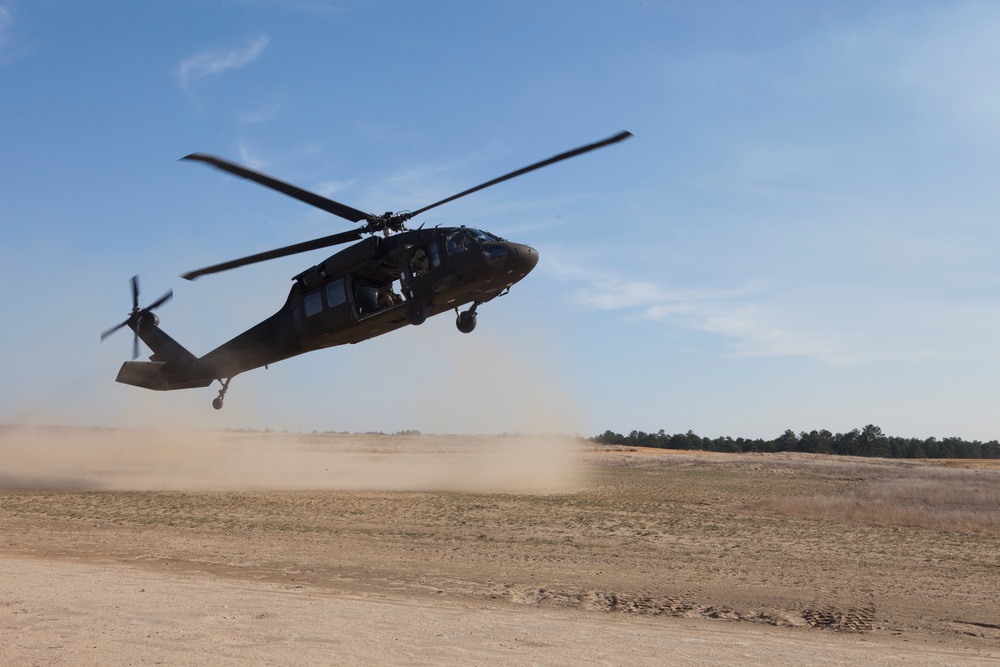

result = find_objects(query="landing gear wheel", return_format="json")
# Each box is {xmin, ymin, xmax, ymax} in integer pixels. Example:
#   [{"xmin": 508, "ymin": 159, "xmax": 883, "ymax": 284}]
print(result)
[
  {"xmin": 456, "ymin": 311, "xmax": 477, "ymax": 334},
  {"xmin": 455, "ymin": 303, "xmax": 479, "ymax": 334},
  {"xmin": 406, "ymin": 302, "xmax": 426, "ymax": 325},
  {"xmin": 213, "ymin": 378, "xmax": 232, "ymax": 410}
]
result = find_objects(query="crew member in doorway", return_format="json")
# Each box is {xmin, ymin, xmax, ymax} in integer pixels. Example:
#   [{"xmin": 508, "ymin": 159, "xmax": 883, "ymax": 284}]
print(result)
[
  {"xmin": 410, "ymin": 247, "xmax": 430, "ymax": 274},
  {"xmin": 377, "ymin": 283, "xmax": 401, "ymax": 309}
]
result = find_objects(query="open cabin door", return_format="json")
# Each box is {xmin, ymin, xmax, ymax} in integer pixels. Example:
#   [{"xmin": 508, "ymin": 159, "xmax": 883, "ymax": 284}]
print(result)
[{"xmin": 350, "ymin": 268, "xmax": 406, "ymax": 320}]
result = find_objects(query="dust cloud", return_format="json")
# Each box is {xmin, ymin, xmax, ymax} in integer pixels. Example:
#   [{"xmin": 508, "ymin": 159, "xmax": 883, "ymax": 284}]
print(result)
[
  {"xmin": 374, "ymin": 324, "xmax": 590, "ymax": 437},
  {"xmin": 0, "ymin": 426, "xmax": 582, "ymax": 493},
  {"xmin": 4, "ymin": 302, "xmax": 588, "ymax": 493}
]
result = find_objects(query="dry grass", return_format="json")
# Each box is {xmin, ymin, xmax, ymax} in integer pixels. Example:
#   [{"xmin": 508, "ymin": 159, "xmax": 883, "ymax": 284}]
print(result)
[{"xmin": 751, "ymin": 457, "xmax": 1000, "ymax": 534}]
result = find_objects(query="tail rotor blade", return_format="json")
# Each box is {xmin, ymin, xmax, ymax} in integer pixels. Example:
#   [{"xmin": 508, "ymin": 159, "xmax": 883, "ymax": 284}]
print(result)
[
  {"xmin": 147, "ymin": 290, "xmax": 173, "ymax": 311},
  {"xmin": 102, "ymin": 275, "xmax": 172, "ymax": 360},
  {"xmin": 130, "ymin": 275, "xmax": 140, "ymax": 311},
  {"xmin": 101, "ymin": 320, "xmax": 129, "ymax": 341}
]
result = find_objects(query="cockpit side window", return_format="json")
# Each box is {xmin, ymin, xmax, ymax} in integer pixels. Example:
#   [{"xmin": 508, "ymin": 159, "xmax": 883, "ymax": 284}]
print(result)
[{"xmin": 446, "ymin": 230, "xmax": 473, "ymax": 256}]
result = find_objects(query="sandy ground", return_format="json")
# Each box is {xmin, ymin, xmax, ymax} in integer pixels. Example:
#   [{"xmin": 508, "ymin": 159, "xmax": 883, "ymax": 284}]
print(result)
[{"xmin": 1, "ymin": 427, "xmax": 999, "ymax": 665}]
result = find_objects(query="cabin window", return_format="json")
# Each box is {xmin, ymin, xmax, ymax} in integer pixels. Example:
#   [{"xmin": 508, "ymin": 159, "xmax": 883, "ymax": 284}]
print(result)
[
  {"xmin": 303, "ymin": 290, "xmax": 323, "ymax": 317},
  {"xmin": 326, "ymin": 279, "xmax": 346, "ymax": 308}
]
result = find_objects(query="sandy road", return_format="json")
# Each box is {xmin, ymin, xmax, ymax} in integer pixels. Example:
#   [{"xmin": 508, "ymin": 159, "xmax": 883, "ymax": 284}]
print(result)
[{"xmin": 3, "ymin": 556, "xmax": 998, "ymax": 667}]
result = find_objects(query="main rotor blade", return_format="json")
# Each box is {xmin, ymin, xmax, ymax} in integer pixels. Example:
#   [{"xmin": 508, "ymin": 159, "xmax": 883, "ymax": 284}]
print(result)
[
  {"xmin": 407, "ymin": 131, "xmax": 633, "ymax": 219},
  {"xmin": 182, "ymin": 229, "xmax": 364, "ymax": 280},
  {"xmin": 183, "ymin": 154, "xmax": 373, "ymax": 224},
  {"xmin": 132, "ymin": 332, "xmax": 140, "ymax": 361}
]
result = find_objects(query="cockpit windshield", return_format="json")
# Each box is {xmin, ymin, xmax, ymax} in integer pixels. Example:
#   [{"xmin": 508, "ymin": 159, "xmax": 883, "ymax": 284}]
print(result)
[
  {"xmin": 446, "ymin": 228, "xmax": 504, "ymax": 256},
  {"xmin": 466, "ymin": 228, "xmax": 503, "ymax": 244}
]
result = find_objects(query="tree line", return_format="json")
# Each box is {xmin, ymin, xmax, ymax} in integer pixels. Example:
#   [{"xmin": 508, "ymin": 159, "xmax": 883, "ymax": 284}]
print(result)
[{"xmin": 591, "ymin": 424, "xmax": 1000, "ymax": 459}]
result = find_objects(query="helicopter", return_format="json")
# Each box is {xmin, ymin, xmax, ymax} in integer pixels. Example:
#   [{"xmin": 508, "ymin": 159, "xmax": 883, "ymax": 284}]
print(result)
[{"xmin": 101, "ymin": 131, "xmax": 632, "ymax": 409}]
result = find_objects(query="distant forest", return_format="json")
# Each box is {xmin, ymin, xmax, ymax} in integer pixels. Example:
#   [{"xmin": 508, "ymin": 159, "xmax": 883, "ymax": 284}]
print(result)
[{"xmin": 591, "ymin": 425, "xmax": 1000, "ymax": 459}]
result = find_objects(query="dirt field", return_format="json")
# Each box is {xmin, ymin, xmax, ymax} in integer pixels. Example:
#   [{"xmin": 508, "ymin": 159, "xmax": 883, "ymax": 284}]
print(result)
[{"xmin": 1, "ymin": 427, "xmax": 999, "ymax": 665}]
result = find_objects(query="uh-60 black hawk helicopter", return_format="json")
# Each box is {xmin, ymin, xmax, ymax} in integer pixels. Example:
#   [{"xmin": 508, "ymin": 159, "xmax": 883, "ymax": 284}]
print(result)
[{"xmin": 101, "ymin": 131, "xmax": 632, "ymax": 409}]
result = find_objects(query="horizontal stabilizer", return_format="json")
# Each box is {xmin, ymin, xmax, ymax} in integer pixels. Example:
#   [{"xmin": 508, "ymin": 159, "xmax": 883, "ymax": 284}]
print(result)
[{"xmin": 115, "ymin": 361, "xmax": 214, "ymax": 391}]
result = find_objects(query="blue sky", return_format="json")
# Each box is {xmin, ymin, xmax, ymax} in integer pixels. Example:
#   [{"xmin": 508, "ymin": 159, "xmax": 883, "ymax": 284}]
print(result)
[{"xmin": 3, "ymin": 1, "xmax": 1000, "ymax": 439}]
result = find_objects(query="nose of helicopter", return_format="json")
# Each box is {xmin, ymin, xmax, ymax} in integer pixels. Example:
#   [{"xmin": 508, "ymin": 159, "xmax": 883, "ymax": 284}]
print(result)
[{"xmin": 506, "ymin": 242, "xmax": 539, "ymax": 280}]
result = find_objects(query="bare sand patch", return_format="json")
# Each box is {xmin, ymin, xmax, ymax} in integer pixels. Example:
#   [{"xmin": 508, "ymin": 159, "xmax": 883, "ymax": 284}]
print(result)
[
  {"xmin": 1, "ymin": 428, "xmax": 998, "ymax": 664},
  {"xmin": 4, "ymin": 557, "xmax": 997, "ymax": 667}
]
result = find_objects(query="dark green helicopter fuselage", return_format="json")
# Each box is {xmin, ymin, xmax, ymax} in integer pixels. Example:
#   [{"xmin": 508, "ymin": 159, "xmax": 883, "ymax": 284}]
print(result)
[{"xmin": 115, "ymin": 226, "xmax": 538, "ymax": 392}]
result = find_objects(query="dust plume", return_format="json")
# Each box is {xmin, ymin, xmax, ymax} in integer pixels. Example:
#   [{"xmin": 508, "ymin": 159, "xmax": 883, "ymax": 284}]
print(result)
[
  {"xmin": 363, "ymin": 322, "xmax": 590, "ymax": 437},
  {"xmin": 0, "ymin": 426, "xmax": 582, "ymax": 493}
]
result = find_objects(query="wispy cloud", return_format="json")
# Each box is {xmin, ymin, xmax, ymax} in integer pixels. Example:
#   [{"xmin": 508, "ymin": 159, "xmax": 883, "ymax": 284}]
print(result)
[
  {"xmin": 551, "ymin": 253, "xmax": 1000, "ymax": 367},
  {"xmin": 550, "ymin": 261, "xmax": 858, "ymax": 365},
  {"xmin": 317, "ymin": 179, "xmax": 357, "ymax": 198},
  {"xmin": 553, "ymin": 262, "xmax": 757, "ymax": 315},
  {"xmin": 235, "ymin": 141, "xmax": 269, "ymax": 170},
  {"xmin": 695, "ymin": 304, "xmax": 855, "ymax": 364},
  {"xmin": 0, "ymin": 5, "xmax": 32, "ymax": 64},
  {"xmin": 175, "ymin": 34, "xmax": 270, "ymax": 97}
]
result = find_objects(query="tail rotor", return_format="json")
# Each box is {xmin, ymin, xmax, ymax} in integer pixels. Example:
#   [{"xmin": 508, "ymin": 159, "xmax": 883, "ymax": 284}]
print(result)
[{"xmin": 101, "ymin": 275, "xmax": 173, "ymax": 360}]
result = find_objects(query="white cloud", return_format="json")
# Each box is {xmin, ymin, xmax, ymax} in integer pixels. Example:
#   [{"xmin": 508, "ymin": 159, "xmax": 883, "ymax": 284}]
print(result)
[
  {"xmin": 572, "ymin": 275, "xmax": 754, "ymax": 314},
  {"xmin": 697, "ymin": 305, "xmax": 856, "ymax": 365},
  {"xmin": 317, "ymin": 179, "xmax": 357, "ymax": 198},
  {"xmin": 550, "ymin": 261, "xmax": 860, "ymax": 364},
  {"xmin": 0, "ymin": 4, "xmax": 32, "ymax": 64},
  {"xmin": 235, "ymin": 142, "xmax": 268, "ymax": 170},
  {"xmin": 175, "ymin": 34, "xmax": 270, "ymax": 96},
  {"xmin": 551, "ymin": 252, "xmax": 1000, "ymax": 368}
]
